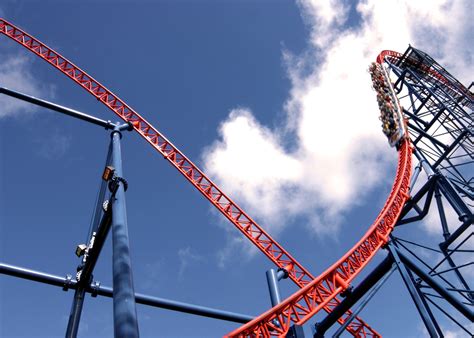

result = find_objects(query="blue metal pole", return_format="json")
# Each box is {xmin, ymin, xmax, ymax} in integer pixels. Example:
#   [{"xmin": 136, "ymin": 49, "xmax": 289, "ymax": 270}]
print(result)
[
  {"xmin": 313, "ymin": 255, "xmax": 394, "ymax": 337},
  {"xmin": 387, "ymin": 242, "xmax": 441, "ymax": 337},
  {"xmin": 266, "ymin": 269, "xmax": 282, "ymax": 307},
  {"xmin": 333, "ymin": 266, "xmax": 396, "ymax": 337},
  {"xmin": 110, "ymin": 127, "xmax": 139, "ymax": 337},
  {"xmin": 65, "ymin": 288, "xmax": 86, "ymax": 337},
  {"xmin": 397, "ymin": 249, "xmax": 474, "ymax": 321},
  {"xmin": 0, "ymin": 87, "xmax": 113, "ymax": 129},
  {"xmin": 0, "ymin": 262, "xmax": 254, "ymax": 324}
]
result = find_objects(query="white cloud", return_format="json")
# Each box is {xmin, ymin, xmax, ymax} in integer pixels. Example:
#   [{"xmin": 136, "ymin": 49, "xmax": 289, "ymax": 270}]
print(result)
[
  {"xmin": 0, "ymin": 53, "xmax": 55, "ymax": 118},
  {"xmin": 203, "ymin": 0, "xmax": 472, "ymax": 245},
  {"xmin": 297, "ymin": 0, "xmax": 350, "ymax": 48},
  {"xmin": 444, "ymin": 324, "xmax": 474, "ymax": 338},
  {"xmin": 177, "ymin": 247, "xmax": 203, "ymax": 279},
  {"xmin": 0, "ymin": 33, "xmax": 64, "ymax": 156}
]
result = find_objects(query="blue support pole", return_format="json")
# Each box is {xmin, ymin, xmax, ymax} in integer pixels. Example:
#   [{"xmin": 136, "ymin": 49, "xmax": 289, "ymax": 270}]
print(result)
[
  {"xmin": 266, "ymin": 269, "xmax": 282, "ymax": 307},
  {"xmin": 397, "ymin": 249, "xmax": 474, "ymax": 321},
  {"xmin": 387, "ymin": 242, "xmax": 441, "ymax": 337},
  {"xmin": 0, "ymin": 87, "xmax": 113, "ymax": 129},
  {"xmin": 0, "ymin": 262, "xmax": 254, "ymax": 324},
  {"xmin": 110, "ymin": 127, "xmax": 139, "ymax": 337},
  {"xmin": 65, "ymin": 288, "xmax": 86, "ymax": 337},
  {"xmin": 313, "ymin": 255, "xmax": 394, "ymax": 337},
  {"xmin": 333, "ymin": 266, "xmax": 396, "ymax": 337}
]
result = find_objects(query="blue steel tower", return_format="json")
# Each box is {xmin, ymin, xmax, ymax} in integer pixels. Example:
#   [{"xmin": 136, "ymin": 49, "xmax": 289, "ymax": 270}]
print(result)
[{"xmin": 384, "ymin": 46, "xmax": 473, "ymax": 337}]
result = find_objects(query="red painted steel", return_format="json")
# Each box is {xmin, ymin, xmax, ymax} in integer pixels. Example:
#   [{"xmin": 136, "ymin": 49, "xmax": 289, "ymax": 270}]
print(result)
[
  {"xmin": 225, "ymin": 51, "xmax": 414, "ymax": 337},
  {"xmin": 0, "ymin": 19, "xmax": 378, "ymax": 337},
  {"xmin": 377, "ymin": 50, "xmax": 474, "ymax": 102}
]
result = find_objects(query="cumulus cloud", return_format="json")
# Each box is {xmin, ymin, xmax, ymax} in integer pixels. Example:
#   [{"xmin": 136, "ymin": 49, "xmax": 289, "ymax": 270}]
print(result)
[
  {"xmin": 203, "ymin": 0, "xmax": 472, "ymax": 241},
  {"xmin": 0, "ymin": 53, "xmax": 54, "ymax": 118},
  {"xmin": 204, "ymin": 0, "xmax": 473, "ymax": 250},
  {"xmin": 0, "ymin": 18, "xmax": 64, "ymax": 158},
  {"xmin": 444, "ymin": 324, "xmax": 474, "ymax": 338}
]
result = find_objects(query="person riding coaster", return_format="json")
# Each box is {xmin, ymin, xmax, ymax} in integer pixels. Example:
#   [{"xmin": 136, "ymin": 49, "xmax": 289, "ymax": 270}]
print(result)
[{"xmin": 369, "ymin": 61, "xmax": 408, "ymax": 148}]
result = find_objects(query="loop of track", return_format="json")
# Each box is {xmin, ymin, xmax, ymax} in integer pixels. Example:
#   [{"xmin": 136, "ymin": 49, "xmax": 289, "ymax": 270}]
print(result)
[{"xmin": 0, "ymin": 19, "xmax": 388, "ymax": 337}]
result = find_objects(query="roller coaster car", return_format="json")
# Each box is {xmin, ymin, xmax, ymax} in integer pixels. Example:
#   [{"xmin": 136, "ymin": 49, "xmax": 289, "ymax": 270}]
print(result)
[{"xmin": 369, "ymin": 62, "xmax": 408, "ymax": 148}]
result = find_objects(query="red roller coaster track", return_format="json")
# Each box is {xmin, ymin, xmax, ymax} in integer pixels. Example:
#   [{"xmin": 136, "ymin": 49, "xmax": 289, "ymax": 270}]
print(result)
[{"xmin": 0, "ymin": 19, "xmax": 412, "ymax": 337}]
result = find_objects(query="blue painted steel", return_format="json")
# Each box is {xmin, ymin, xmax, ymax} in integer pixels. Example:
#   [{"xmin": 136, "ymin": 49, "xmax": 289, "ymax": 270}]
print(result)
[
  {"xmin": 388, "ymin": 242, "xmax": 441, "ymax": 337},
  {"xmin": 65, "ymin": 288, "xmax": 86, "ymax": 337},
  {"xmin": 66, "ymin": 141, "xmax": 115, "ymax": 338},
  {"xmin": 266, "ymin": 269, "xmax": 282, "ymax": 307},
  {"xmin": 110, "ymin": 128, "xmax": 140, "ymax": 337},
  {"xmin": 0, "ymin": 262, "xmax": 254, "ymax": 324},
  {"xmin": 397, "ymin": 249, "xmax": 474, "ymax": 321},
  {"xmin": 0, "ymin": 87, "xmax": 112, "ymax": 129},
  {"xmin": 333, "ymin": 266, "xmax": 396, "ymax": 337},
  {"xmin": 313, "ymin": 255, "xmax": 394, "ymax": 337}
]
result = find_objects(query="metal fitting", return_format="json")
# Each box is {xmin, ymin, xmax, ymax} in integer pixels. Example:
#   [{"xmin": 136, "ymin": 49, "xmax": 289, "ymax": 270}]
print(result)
[
  {"xmin": 108, "ymin": 175, "xmax": 128, "ymax": 193},
  {"xmin": 75, "ymin": 244, "xmax": 87, "ymax": 257},
  {"xmin": 90, "ymin": 280, "xmax": 101, "ymax": 298},
  {"xmin": 63, "ymin": 274, "xmax": 73, "ymax": 291}
]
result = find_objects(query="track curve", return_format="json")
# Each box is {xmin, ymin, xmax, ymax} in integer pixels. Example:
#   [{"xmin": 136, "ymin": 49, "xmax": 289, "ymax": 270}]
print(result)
[
  {"xmin": 225, "ymin": 51, "xmax": 414, "ymax": 337},
  {"xmin": 0, "ymin": 19, "xmax": 387, "ymax": 337}
]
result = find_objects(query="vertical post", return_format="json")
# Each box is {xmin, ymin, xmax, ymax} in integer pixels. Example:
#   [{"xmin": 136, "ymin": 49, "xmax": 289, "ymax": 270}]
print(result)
[
  {"xmin": 387, "ymin": 242, "xmax": 441, "ymax": 337},
  {"xmin": 110, "ymin": 127, "xmax": 139, "ymax": 337},
  {"xmin": 266, "ymin": 269, "xmax": 281, "ymax": 307},
  {"xmin": 65, "ymin": 288, "xmax": 86, "ymax": 337}
]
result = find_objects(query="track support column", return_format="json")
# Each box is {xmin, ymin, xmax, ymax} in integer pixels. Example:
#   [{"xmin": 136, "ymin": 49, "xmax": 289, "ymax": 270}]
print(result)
[
  {"xmin": 266, "ymin": 269, "xmax": 281, "ymax": 307},
  {"xmin": 110, "ymin": 126, "xmax": 139, "ymax": 338},
  {"xmin": 65, "ymin": 288, "xmax": 86, "ymax": 337},
  {"xmin": 266, "ymin": 268, "xmax": 287, "ymax": 307},
  {"xmin": 387, "ymin": 241, "xmax": 441, "ymax": 337},
  {"xmin": 313, "ymin": 255, "xmax": 394, "ymax": 337}
]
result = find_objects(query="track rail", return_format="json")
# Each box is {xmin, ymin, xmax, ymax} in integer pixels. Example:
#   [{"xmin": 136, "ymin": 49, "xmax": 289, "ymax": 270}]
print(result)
[
  {"xmin": 0, "ymin": 19, "xmax": 378, "ymax": 337},
  {"xmin": 225, "ymin": 51, "xmax": 414, "ymax": 337}
]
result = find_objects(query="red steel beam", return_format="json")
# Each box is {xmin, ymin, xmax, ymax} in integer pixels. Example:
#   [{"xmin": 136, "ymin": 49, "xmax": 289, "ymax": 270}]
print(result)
[{"xmin": 0, "ymin": 18, "xmax": 378, "ymax": 337}]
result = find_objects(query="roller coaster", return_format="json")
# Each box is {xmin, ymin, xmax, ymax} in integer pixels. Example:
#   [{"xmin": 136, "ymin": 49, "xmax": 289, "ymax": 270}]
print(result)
[{"xmin": 0, "ymin": 18, "xmax": 472, "ymax": 337}]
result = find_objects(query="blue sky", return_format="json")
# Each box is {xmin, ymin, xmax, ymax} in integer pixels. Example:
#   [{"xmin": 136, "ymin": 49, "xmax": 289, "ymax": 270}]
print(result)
[{"xmin": 0, "ymin": 1, "xmax": 472, "ymax": 337}]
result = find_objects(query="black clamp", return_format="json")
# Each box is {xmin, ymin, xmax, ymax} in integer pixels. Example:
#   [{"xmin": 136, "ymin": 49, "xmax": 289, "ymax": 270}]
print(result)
[
  {"xmin": 108, "ymin": 175, "xmax": 128, "ymax": 193},
  {"xmin": 90, "ymin": 280, "xmax": 101, "ymax": 298},
  {"xmin": 340, "ymin": 285, "xmax": 354, "ymax": 298},
  {"xmin": 63, "ymin": 274, "xmax": 73, "ymax": 292},
  {"xmin": 277, "ymin": 267, "xmax": 289, "ymax": 280}
]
